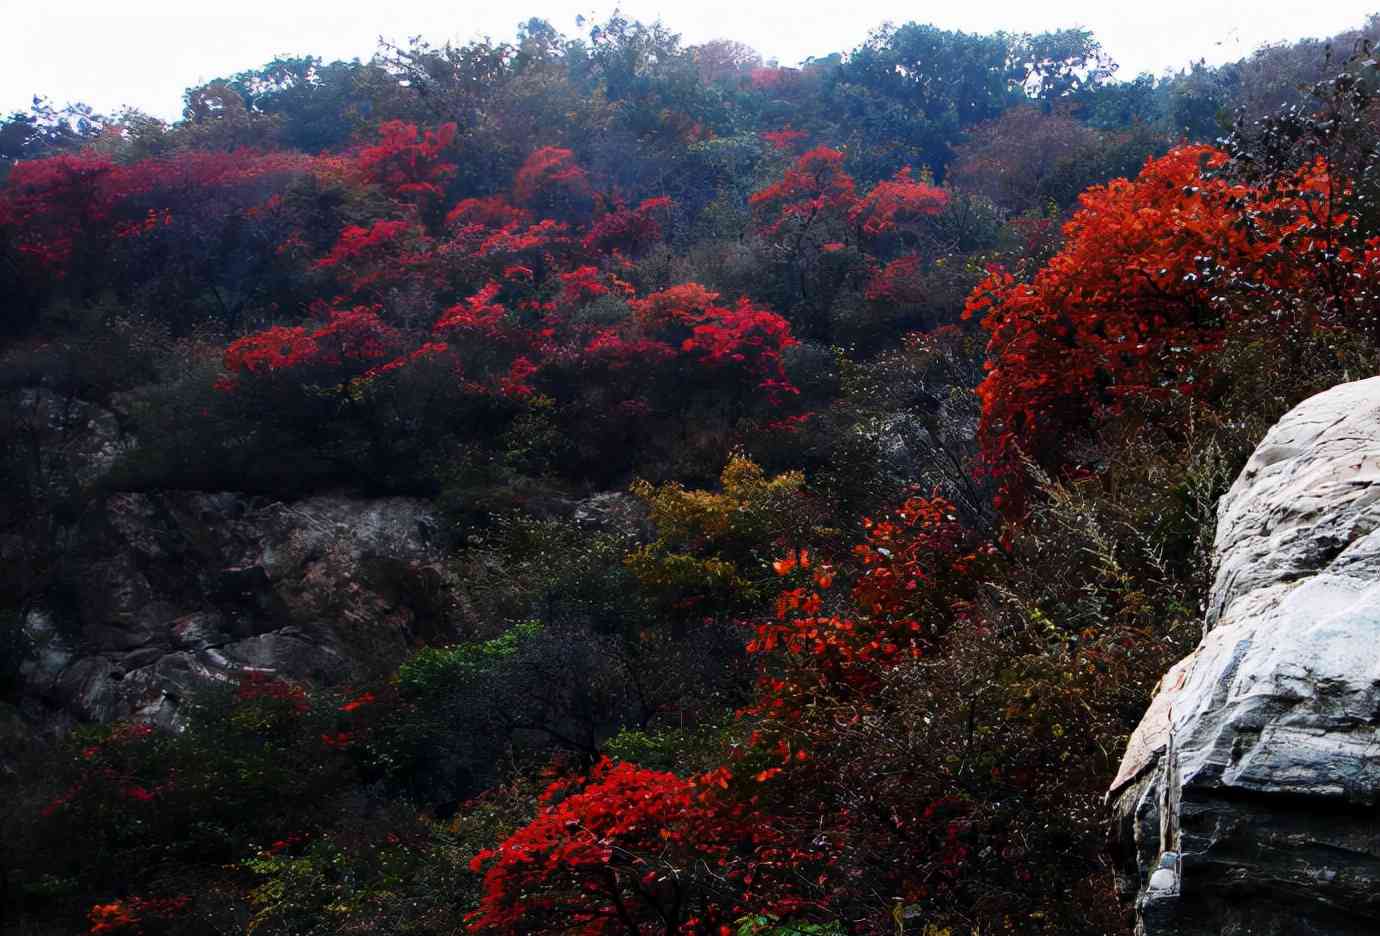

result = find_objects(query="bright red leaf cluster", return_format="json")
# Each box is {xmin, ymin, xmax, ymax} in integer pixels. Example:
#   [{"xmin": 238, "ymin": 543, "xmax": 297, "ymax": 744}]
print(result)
[
  {"xmin": 312, "ymin": 219, "xmax": 425, "ymax": 296},
  {"xmin": 434, "ymin": 281, "xmax": 510, "ymax": 338},
  {"xmin": 848, "ymin": 166, "xmax": 948, "ymax": 238},
  {"xmin": 582, "ymin": 196, "xmax": 672, "ymax": 256},
  {"xmin": 962, "ymin": 144, "xmax": 1360, "ymax": 512},
  {"xmin": 626, "ymin": 283, "xmax": 799, "ymax": 396},
  {"xmin": 353, "ymin": 120, "xmax": 458, "ymax": 202},
  {"xmin": 467, "ymin": 758, "xmax": 817, "ymax": 934},
  {"xmin": 749, "ymin": 146, "xmax": 857, "ymax": 240},
  {"xmin": 219, "ymin": 306, "xmax": 402, "ymax": 390},
  {"xmin": 750, "ymin": 494, "xmax": 975, "ymax": 698}
]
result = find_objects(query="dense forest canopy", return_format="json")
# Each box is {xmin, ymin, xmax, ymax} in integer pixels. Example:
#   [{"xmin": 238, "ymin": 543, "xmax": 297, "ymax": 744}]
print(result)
[{"xmin": 3, "ymin": 11, "xmax": 1380, "ymax": 935}]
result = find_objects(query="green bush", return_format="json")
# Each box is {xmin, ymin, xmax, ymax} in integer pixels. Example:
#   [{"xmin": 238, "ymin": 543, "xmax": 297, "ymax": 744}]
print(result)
[{"xmin": 397, "ymin": 621, "xmax": 543, "ymax": 698}]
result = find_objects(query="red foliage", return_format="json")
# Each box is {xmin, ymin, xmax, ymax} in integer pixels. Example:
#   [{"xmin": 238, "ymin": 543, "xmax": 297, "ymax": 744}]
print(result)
[
  {"xmin": 625, "ymin": 284, "xmax": 799, "ymax": 397},
  {"xmin": 87, "ymin": 900, "xmax": 138, "ymax": 934},
  {"xmin": 41, "ymin": 722, "xmax": 162, "ymax": 818},
  {"xmin": 961, "ymin": 145, "xmax": 1350, "ymax": 511},
  {"xmin": 220, "ymin": 325, "xmax": 316, "ymax": 378},
  {"xmin": 429, "ymin": 282, "xmax": 552, "ymax": 399},
  {"xmin": 112, "ymin": 208, "xmax": 173, "ymax": 240},
  {"xmin": 473, "ymin": 218, "xmax": 572, "ymax": 263},
  {"xmin": 498, "ymin": 355, "xmax": 540, "ymax": 398},
  {"xmin": 116, "ymin": 149, "xmax": 312, "ymax": 198},
  {"xmin": 362, "ymin": 340, "xmax": 449, "ymax": 380},
  {"xmin": 445, "ymin": 195, "xmax": 531, "ymax": 230},
  {"xmin": 312, "ymin": 220, "xmax": 426, "ymax": 295},
  {"xmin": 235, "ymin": 671, "xmax": 310, "ymax": 714},
  {"xmin": 0, "ymin": 148, "xmax": 313, "ymax": 276},
  {"xmin": 864, "ymin": 255, "xmax": 925, "ymax": 304},
  {"xmin": 749, "ymin": 495, "xmax": 975, "ymax": 698},
  {"xmin": 583, "ymin": 329, "xmax": 678, "ymax": 368},
  {"xmin": 681, "ymin": 298, "xmax": 798, "ymax": 392},
  {"xmin": 321, "ymin": 731, "xmax": 355, "ymax": 750},
  {"xmin": 582, "ymin": 196, "xmax": 672, "ymax": 256},
  {"xmin": 558, "ymin": 265, "xmax": 613, "ymax": 305},
  {"xmin": 354, "ymin": 120, "xmax": 458, "ymax": 202},
  {"xmin": 473, "ymin": 490, "xmax": 986, "ymax": 932},
  {"xmin": 314, "ymin": 220, "xmax": 415, "ymax": 269},
  {"xmin": 468, "ymin": 758, "xmax": 815, "ymax": 934},
  {"xmin": 851, "ymin": 495, "xmax": 977, "ymax": 616},
  {"xmin": 274, "ymin": 307, "xmax": 400, "ymax": 367},
  {"xmin": 750, "ymin": 67, "xmax": 802, "ymax": 92},
  {"xmin": 3, "ymin": 153, "xmax": 118, "ymax": 225},
  {"xmin": 848, "ymin": 166, "xmax": 948, "ymax": 238},
  {"xmin": 340, "ymin": 691, "xmax": 377, "ymax": 713},
  {"xmin": 434, "ymin": 281, "xmax": 510, "ymax": 338},
  {"xmin": 88, "ymin": 895, "xmax": 191, "ymax": 935},
  {"xmin": 749, "ymin": 147, "xmax": 857, "ymax": 239},
  {"xmin": 760, "ymin": 128, "xmax": 809, "ymax": 152},
  {"xmin": 513, "ymin": 147, "xmax": 593, "ymax": 217},
  {"xmin": 630, "ymin": 282, "xmax": 721, "ymax": 329},
  {"xmin": 219, "ymin": 307, "xmax": 402, "ymax": 390}
]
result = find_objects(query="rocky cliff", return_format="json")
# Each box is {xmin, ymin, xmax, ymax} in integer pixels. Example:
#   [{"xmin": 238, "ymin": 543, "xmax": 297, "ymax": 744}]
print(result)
[
  {"xmin": 0, "ymin": 385, "xmax": 468, "ymax": 738},
  {"xmin": 1111, "ymin": 377, "xmax": 1380, "ymax": 934},
  {"xmin": 2, "ymin": 387, "xmax": 652, "ymax": 745},
  {"xmin": 18, "ymin": 490, "xmax": 459, "ymax": 733}
]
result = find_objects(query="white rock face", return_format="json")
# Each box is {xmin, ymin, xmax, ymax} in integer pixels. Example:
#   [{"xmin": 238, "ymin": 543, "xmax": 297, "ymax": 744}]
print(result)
[{"xmin": 1111, "ymin": 376, "xmax": 1380, "ymax": 935}]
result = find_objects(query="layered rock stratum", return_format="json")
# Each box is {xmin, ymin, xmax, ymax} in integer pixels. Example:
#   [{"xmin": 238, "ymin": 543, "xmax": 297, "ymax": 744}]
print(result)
[{"xmin": 1111, "ymin": 376, "xmax": 1380, "ymax": 934}]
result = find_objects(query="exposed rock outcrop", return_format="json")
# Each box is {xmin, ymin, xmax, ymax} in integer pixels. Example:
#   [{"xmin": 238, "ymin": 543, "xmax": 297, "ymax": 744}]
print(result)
[
  {"xmin": 0, "ymin": 384, "xmax": 662, "ymax": 755},
  {"xmin": 1111, "ymin": 376, "xmax": 1380, "ymax": 934},
  {"xmin": 19, "ymin": 491, "xmax": 460, "ymax": 733},
  {"xmin": 8, "ymin": 387, "xmax": 132, "ymax": 488}
]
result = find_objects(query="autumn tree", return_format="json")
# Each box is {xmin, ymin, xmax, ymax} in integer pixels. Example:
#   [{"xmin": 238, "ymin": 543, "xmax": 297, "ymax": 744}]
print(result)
[
  {"xmin": 750, "ymin": 148, "xmax": 949, "ymax": 340},
  {"xmin": 624, "ymin": 454, "xmax": 820, "ymax": 625},
  {"xmin": 963, "ymin": 142, "xmax": 1371, "ymax": 512},
  {"xmin": 949, "ymin": 106, "xmax": 1102, "ymax": 212},
  {"xmin": 468, "ymin": 759, "xmax": 820, "ymax": 934},
  {"xmin": 353, "ymin": 120, "xmax": 458, "ymax": 215},
  {"xmin": 513, "ymin": 146, "xmax": 594, "ymax": 222},
  {"xmin": 691, "ymin": 38, "xmax": 763, "ymax": 85}
]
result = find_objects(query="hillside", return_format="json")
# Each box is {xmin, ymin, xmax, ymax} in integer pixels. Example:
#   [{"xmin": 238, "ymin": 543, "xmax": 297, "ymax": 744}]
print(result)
[{"xmin": 3, "ymin": 13, "xmax": 1380, "ymax": 935}]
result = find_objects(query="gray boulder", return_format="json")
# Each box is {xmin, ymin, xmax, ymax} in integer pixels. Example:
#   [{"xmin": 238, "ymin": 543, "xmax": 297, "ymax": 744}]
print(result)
[{"xmin": 1110, "ymin": 376, "xmax": 1380, "ymax": 934}]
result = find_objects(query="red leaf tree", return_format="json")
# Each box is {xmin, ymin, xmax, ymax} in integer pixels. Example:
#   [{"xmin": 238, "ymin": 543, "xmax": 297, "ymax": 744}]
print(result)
[
  {"xmin": 961, "ymin": 144, "xmax": 1356, "ymax": 512},
  {"xmin": 749, "ymin": 146, "xmax": 857, "ymax": 244},
  {"xmin": 513, "ymin": 146, "xmax": 595, "ymax": 222},
  {"xmin": 848, "ymin": 166, "xmax": 948, "ymax": 240},
  {"xmin": 217, "ymin": 305, "xmax": 404, "ymax": 392},
  {"xmin": 467, "ymin": 759, "xmax": 817, "ymax": 934},
  {"xmin": 583, "ymin": 196, "xmax": 672, "ymax": 257},
  {"xmin": 353, "ymin": 120, "xmax": 458, "ymax": 204}
]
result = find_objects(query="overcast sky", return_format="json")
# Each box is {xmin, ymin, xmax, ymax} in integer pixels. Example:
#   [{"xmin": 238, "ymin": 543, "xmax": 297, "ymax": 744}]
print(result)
[{"xmin": 5, "ymin": 1, "xmax": 1378, "ymax": 121}]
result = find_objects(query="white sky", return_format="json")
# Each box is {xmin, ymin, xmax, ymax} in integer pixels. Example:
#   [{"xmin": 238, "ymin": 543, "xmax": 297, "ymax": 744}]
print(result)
[{"xmin": 4, "ymin": 1, "xmax": 1377, "ymax": 121}]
